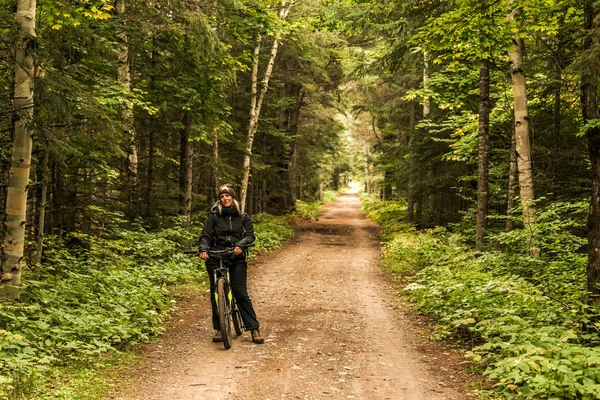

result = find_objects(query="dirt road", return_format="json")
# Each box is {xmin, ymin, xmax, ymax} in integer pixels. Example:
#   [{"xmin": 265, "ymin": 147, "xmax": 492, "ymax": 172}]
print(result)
[{"xmin": 127, "ymin": 189, "xmax": 473, "ymax": 399}]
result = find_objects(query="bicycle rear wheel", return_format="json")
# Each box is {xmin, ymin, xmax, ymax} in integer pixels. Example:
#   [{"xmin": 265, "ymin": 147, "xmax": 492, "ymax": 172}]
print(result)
[
  {"xmin": 231, "ymin": 298, "xmax": 244, "ymax": 336},
  {"xmin": 217, "ymin": 277, "xmax": 232, "ymax": 349}
]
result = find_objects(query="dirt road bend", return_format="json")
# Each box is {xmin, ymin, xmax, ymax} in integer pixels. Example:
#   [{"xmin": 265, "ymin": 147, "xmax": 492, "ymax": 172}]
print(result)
[{"xmin": 127, "ymin": 189, "xmax": 470, "ymax": 400}]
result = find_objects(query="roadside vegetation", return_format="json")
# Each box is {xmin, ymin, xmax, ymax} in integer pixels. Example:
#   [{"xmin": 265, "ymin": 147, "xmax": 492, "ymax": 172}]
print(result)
[
  {"xmin": 362, "ymin": 195, "xmax": 600, "ymax": 399},
  {"xmin": 292, "ymin": 189, "xmax": 341, "ymax": 221}
]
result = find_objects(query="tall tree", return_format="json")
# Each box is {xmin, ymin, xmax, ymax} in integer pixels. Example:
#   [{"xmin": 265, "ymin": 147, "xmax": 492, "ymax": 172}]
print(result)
[
  {"xmin": 476, "ymin": 59, "xmax": 490, "ymax": 250},
  {"xmin": 1, "ymin": 0, "xmax": 37, "ymax": 300},
  {"xmin": 507, "ymin": 1, "xmax": 536, "ymax": 237},
  {"xmin": 116, "ymin": 0, "xmax": 139, "ymax": 215},
  {"xmin": 582, "ymin": 0, "xmax": 600, "ymax": 302},
  {"xmin": 179, "ymin": 112, "xmax": 193, "ymax": 224},
  {"xmin": 240, "ymin": 2, "xmax": 291, "ymax": 212}
]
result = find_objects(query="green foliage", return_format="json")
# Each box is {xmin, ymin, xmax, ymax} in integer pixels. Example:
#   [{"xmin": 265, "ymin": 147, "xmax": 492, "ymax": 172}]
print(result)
[
  {"xmin": 292, "ymin": 189, "xmax": 341, "ymax": 221},
  {"xmin": 293, "ymin": 200, "xmax": 323, "ymax": 220},
  {"xmin": 361, "ymin": 194, "xmax": 411, "ymax": 236},
  {"xmin": 251, "ymin": 213, "xmax": 294, "ymax": 254},
  {"xmin": 363, "ymin": 196, "xmax": 600, "ymax": 399}
]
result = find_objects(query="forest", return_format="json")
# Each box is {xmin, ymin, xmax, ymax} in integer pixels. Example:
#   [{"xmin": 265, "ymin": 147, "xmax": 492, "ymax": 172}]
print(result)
[{"xmin": 1, "ymin": 0, "xmax": 600, "ymax": 398}]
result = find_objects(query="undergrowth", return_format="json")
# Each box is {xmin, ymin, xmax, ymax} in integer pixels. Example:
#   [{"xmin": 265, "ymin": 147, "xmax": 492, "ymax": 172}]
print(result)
[
  {"xmin": 0, "ymin": 211, "xmax": 293, "ymax": 399},
  {"xmin": 362, "ymin": 195, "xmax": 600, "ymax": 400},
  {"xmin": 292, "ymin": 189, "xmax": 341, "ymax": 221}
]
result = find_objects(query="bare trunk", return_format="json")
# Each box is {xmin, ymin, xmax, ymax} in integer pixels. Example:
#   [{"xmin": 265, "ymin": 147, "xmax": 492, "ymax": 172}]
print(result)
[
  {"xmin": 364, "ymin": 143, "xmax": 370, "ymax": 194},
  {"xmin": 476, "ymin": 60, "xmax": 490, "ymax": 251},
  {"xmin": 35, "ymin": 146, "xmax": 49, "ymax": 265},
  {"xmin": 147, "ymin": 129, "xmax": 154, "ymax": 214},
  {"xmin": 1, "ymin": 0, "xmax": 37, "ymax": 300},
  {"xmin": 288, "ymin": 88, "xmax": 303, "ymax": 205},
  {"xmin": 423, "ymin": 52, "xmax": 435, "ymax": 224},
  {"xmin": 240, "ymin": 32, "xmax": 262, "ymax": 213},
  {"xmin": 146, "ymin": 36, "xmax": 157, "ymax": 216},
  {"xmin": 290, "ymin": 142, "xmax": 297, "ymax": 203},
  {"xmin": 506, "ymin": 129, "xmax": 518, "ymax": 232},
  {"xmin": 319, "ymin": 183, "xmax": 324, "ymax": 204},
  {"xmin": 116, "ymin": 0, "xmax": 139, "ymax": 214},
  {"xmin": 583, "ymin": 0, "xmax": 600, "ymax": 302},
  {"xmin": 508, "ymin": 5, "xmax": 536, "ymax": 239},
  {"xmin": 213, "ymin": 128, "xmax": 220, "ymax": 197},
  {"xmin": 423, "ymin": 51, "xmax": 430, "ymax": 117},
  {"xmin": 179, "ymin": 113, "xmax": 193, "ymax": 225},
  {"xmin": 407, "ymin": 103, "xmax": 416, "ymax": 223},
  {"xmin": 551, "ymin": 43, "xmax": 562, "ymax": 198},
  {"xmin": 261, "ymin": 177, "xmax": 267, "ymax": 213},
  {"xmin": 240, "ymin": 4, "xmax": 290, "ymax": 213},
  {"xmin": 247, "ymin": 177, "xmax": 254, "ymax": 214}
]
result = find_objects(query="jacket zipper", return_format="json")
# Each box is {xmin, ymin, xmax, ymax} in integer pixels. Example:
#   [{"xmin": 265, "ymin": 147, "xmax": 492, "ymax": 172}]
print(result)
[{"xmin": 228, "ymin": 216, "xmax": 233, "ymax": 245}]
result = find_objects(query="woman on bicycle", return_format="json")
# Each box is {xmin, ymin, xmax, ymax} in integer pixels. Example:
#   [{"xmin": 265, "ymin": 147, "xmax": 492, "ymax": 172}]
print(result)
[{"xmin": 198, "ymin": 184, "xmax": 264, "ymax": 344}]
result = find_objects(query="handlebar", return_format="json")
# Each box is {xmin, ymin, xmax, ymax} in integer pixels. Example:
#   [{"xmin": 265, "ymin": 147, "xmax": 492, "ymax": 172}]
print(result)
[{"xmin": 183, "ymin": 244, "xmax": 254, "ymax": 258}]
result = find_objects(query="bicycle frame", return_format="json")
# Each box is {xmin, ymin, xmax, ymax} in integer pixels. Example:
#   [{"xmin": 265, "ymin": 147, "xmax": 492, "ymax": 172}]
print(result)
[
  {"xmin": 184, "ymin": 247, "xmax": 248, "ymax": 347},
  {"xmin": 207, "ymin": 249, "xmax": 235, "ymax": 304}
]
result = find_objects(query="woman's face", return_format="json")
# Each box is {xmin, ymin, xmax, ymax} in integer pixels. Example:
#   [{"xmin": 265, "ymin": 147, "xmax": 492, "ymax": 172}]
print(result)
[{"xmin": 220, "ymin": 193, "xmax": 233, "ymax": 207}]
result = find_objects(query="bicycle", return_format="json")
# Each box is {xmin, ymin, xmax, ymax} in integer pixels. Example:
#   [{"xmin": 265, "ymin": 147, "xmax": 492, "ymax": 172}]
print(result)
[{"xmin": 185, "ymin": 247, "xmax": 245, "ymax": 349}]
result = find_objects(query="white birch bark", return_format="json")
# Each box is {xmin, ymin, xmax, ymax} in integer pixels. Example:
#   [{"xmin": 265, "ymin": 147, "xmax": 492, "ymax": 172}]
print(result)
[
  {"xmin": 423, "ymin": 51, "xmax": 430, "ymax": 117},
  {"xmin": 1, "ymin": 0, "xmax": 37, "ymax": 300},
  {"xmin": 240, "ymin": 2, "xmax": 290, "ymax": 212},
  {"xmin": 508, "ymin": 3, "xmax": 536, "ymax": 233}
]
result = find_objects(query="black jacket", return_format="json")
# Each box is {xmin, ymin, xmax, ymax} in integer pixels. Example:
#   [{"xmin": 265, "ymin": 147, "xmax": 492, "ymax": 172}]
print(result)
[{"xmin": 199, "ymin": 203, "xmax": 255, "ymax": 252}]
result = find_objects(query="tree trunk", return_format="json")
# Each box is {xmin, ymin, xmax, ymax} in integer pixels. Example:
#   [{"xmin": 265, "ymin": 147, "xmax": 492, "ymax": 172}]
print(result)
[
  {"xmin": 551, "ymin": 34, "xmax": 563, "ymax": 199},
  {"xmin": 116, "ymin": 0, "xmax": 139, "ymax": 215},
  {"xmin": 506, "ymin": 129, "xmax": 518, "ymax": 232},
  {"xmin": 423, "ymin": 51, "xmax": 430, "ymax": 117},
  {"xmin": 240, "ymin": 4, "xmax": 290, "ymax": 212},
  {"xmin": 247, "ymin": 177, "xmax": 254, "ymax": 215},
  {"xmin": 146, "ymin": 129, "xmax": 154, "ymax": 215},
  {"xmin": 35, "ymin": 145, "xmax": 49, "ymax": 266},
  {"xmin": 1, "ymin": 0, "xmax": 37, "ymax": 300},
  {"xmin": 290, "ymin": 142, "xmax": 297, "ymax": 203},
  {"xmin": 179, "ymin": 112, "xmax": 193, "ymax": 225},
  {"xmin": 476, "ymin": 60, "xmax": 490, "ymax": 251},
  {"xmin": 582, "ymin": 0, "xmax": 600, "ymax": 302},
  {"xmin": 407, "ymin": 103, "xmax": 416, "ymax": 223},
  {"xmin": 423, "ymin": 52, "xmax": 435, "ymax": 225},
  {"xmin": 146, "ymin": 36, "xmax": 157, "ymax": 216},
  {"xmin": 213, "ymin": 127, "xmax": 220, "ymax": 197},
  {"xmin": 364, "ymin": 143, "xmax": 370, "ymax": 194},
  {"xmin": 288, "ymin": 87, "xmax": 304, "ymax": 206},
  {"xmin": 261, "ymin": 177, "xmax": 267, "ymax": 213},
  {"xmin": 508, "ymin": 4, "xmax": 536, "ymax": 239},
  {"xmin": 319, "ymin": 183, "xmax": 324, "ymax": 204}
]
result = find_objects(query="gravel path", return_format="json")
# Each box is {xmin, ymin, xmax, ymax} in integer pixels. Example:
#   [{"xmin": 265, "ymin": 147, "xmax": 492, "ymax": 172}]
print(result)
[{"xmin": 123, "ymin": 188, "xmax": 474, "ymax": 400}]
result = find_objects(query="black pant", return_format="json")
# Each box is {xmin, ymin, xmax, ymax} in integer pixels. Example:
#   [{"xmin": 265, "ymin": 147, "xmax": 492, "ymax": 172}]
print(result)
[{"xmin": 205, "ymin": 256, "xmax": 260, "ymax": 331}]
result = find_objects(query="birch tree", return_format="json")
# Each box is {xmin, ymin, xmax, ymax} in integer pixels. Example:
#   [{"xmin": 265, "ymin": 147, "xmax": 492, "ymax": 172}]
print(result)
[
  {"xmin": 507, "ymin": 2, "xmax": 536, "ymax": 237},
  {"xmin": 240, "ymin": 2, "xmax": 291, "ymax": 212},
  {"xmin": 1, "ymin": 0, "xmax": 37, "ymax": 300}
]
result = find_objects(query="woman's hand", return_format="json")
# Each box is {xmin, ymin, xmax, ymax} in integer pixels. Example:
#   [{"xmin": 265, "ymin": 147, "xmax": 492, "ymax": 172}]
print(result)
[
  {"xmin": 234, "ymin": 246, "xmax": 243, "ymax": 256},
  {"xmin": 199, "ymin": 251, "xmax": 209, "ymax": 260}
]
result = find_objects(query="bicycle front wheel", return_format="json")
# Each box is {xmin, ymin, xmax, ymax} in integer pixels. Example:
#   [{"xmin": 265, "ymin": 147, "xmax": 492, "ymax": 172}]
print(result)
[{"xmin": 217, "ymin": 277, "xmax": 233, "ymax": 349}]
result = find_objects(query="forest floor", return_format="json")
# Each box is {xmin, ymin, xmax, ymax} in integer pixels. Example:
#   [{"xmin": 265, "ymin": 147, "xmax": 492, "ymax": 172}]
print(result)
[{"xmin": 111, "ymin": 188, "xmax": 478, "ymax": 400}]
